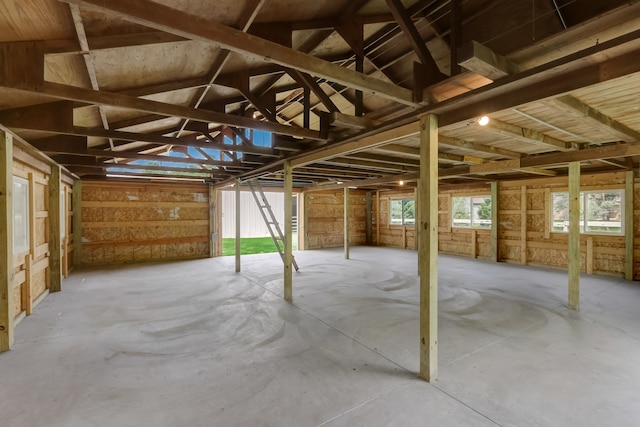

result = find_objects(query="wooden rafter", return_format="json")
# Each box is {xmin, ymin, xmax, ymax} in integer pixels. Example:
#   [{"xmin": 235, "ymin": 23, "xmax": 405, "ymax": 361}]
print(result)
[{"xmin": 61, "ymin": 0, "xmax": 416, "ymax": 106}]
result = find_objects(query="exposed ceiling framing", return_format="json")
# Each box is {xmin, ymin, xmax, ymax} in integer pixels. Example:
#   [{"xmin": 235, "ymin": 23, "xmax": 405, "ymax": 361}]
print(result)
[{"xmin": 1, "ymin": 0, "xmax": 639, "ymax": 189}]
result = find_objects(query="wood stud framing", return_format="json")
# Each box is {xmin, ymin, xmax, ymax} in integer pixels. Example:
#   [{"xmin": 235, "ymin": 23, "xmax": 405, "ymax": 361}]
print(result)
[
  {"xmin": 48, "ymin": 165, "xmax": 62, "ymax": 292},
  {"xmin": 0, "ymin": 130, "xmax": 14, "ymax": 351}
]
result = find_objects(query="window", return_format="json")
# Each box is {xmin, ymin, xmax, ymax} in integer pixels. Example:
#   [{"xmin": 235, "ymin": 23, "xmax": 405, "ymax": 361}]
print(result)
[
  {"xmin": 390, "ymin": 198, "xmax": 415, "ymax": 225},
  {"xmin": 551, "ymin": 190, "xmax": 623, "ymax": 234},
  {"xmin": 452, "ymin": 195, "xmax": 492, "ymax": 229},
  {"xmin": 13, "ymin": 176, "xmax": 30, "ymax": 253}
]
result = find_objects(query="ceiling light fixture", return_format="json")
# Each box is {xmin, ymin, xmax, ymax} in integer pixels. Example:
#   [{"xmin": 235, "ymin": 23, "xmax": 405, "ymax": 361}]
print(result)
[
  {"xmin": 399, "ymin": 180, "xmax": 404, "ymax": 186},
  {"xmin": 478, "ymin": 116, "xmax": 490, "ymax": 126}
]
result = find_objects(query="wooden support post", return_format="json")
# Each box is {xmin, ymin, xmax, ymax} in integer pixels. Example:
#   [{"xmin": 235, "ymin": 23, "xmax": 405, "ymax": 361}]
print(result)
[
  {"xmin": 414, "ymin": 187, "xmax": 419, "ymax": 250},
  {"xmin": 365, "ymin": 191, "xmax": 372, "ymax": 245},
  {"xmin": 298, "ymin": 191, "xmax": 307, "ymax": 251},
  {"xmin": 344, "ymin": 186, "xmax": 350, "ymax": 259},
  {"xmin": 520, "ymin": 185, "xmax": 527, "ymax": 265},
  {"xmin": 208, "ymin": 185, "xmax": 218, "ymax": 257},
  {"xmin": 586, "ymin": 236, "xmax": 594, "ymax": 274},
  {"xmin": 568, "ymin": 161, "xmax": 580, "ymax": 310},
  {"xmin": 419, "ymin": 114, "xmax": 438, "ymax": 382},
  {"xmin": 544, "ymin": 188, "xmax": 551, "ymax": 240},
  {"xmin": 284, "ymin": 161, "xmax": 293, "ymax": 301},
  {"xmin": 625, "ymin": 170, "xmax": 634, "ymax": 280},
  {"xmin": 49, "ymin": 165, "xmax": 62, "ymax": 292},
  {"xmin": 376, "ymin": 190, "xmax": 380, "ymax": 245},
  {"xmin": 62, "ymin": 186, "xmax": 70, "ymax": 277},
  {"xmin": 491, "ymin": 182, "xmax": 498, "ymax": 262},
  {"xmin": 28, "ymin": 173, "xmax": 36, "ymax": 257},
  {"xmin": 471, "ymin": 229, "xmax": 477, "ymax": 259},
  {"xmin": 0, "ymin": 129, "xmax": 14, "ymax": 351},
  {"xmin": 235, "ymin": 179, "xmax": 241, "ymax": 273},
  {"xmin": 23, "ymin": 254, "xmax": 32, "ymax": 315},
  {"xmin": 303, "ymin": 87, "xmax": 310, "ymax": 129},
  {"xmin": 72, "ymin": 180, "xmax": 82, "ymax": 268}
]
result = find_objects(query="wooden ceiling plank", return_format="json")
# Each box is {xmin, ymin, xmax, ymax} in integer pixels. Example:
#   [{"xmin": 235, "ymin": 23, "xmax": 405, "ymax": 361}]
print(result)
[
  {"xmin": 61, "ymin": 0, "xmax": 416, "ymax": 106},
  {"xmin": 305, "ymin": 171, "xmax": 420, "ymax": 192},
  {"xmin": 548, "ymin": 95, "xmax": 640, "ymax": 142}
]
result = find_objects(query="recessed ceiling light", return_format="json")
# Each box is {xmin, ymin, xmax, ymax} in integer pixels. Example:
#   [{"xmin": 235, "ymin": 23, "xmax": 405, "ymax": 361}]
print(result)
[{"xmin": 478, "ymin": 116, "xmax": 490, "ymax": 126}]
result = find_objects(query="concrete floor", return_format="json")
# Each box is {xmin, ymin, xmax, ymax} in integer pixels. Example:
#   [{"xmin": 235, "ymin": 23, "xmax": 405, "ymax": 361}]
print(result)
[{"xmin": 2, "ymin": 247, "xmax": 640, "ymax": 426}]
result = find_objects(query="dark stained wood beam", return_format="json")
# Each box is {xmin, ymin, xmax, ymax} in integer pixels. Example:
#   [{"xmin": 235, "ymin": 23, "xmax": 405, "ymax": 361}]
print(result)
[
  {"xmin": 62, "ymin": 0, "xmax": 416, "ymax": 106},
  {"xmin": 287, "ymin": 70, "xmax": 339, "ymax": 113},
  {"xmin": 385, "ymin": 0, "xmax": 445, "ymax": 81}
]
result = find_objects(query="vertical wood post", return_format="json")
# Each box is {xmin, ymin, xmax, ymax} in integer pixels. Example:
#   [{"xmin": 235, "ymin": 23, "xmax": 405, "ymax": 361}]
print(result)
[
  {"xmin": 208, "ymin": 185, "xmax": 219, "ymax": 258},
  {"xmin": 0, "ymin": 129, "xmax": 15, "ymax": 351},
  {"xmin": 568, "ymin": 161, "xmax": 580, "ymax": 310},
  {"xmin": 298, "ymin": 191, "xmax": 307, "ymax": 251},
  {"xmin": 49, "ymin": 165, "xmax": 62, "ymax": 292},
  {"xmin": 376, "ymin": 190, "xmax": 380, "ymax": 245},
  {"xmin": 72, "ymin": 180, "xmax": 82, "ymax": 268},
  {"xmin": 365, "ymin": 191, "xmax": 372, "ymax": 245},
  {"xmin": 491, "ymin": 181, "xmax": 498, "ymax": 262},
  {"xmin": 520, "ymin": 185, "xmax": 527, "ymax": 265},
  {"xmin": 235, "ymin": 179, "xmax": 241, "ymax": 273},
  {"xmin": 419, "ymin": 114, "xmax": 438, "ymax": 382},
  {"xmin": 414, "ymin": 186, "xmax": 419, "ymax": 250},
  {"xmin": 284, "ymin": 161, "xmax": 293, "ymax": 301},
  {"xmin": 344, "ymin": 186, "xmax": 350, "ymax": 259},
  {"xmin": 625, "ymin": 170, "xmax": 634, "ymax": 280}
]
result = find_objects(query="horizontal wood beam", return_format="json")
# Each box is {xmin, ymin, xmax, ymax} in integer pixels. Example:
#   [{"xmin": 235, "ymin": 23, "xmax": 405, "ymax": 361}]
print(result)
[
  {"xmin": 548, "ymin": 95, "xmax": 640, "ymax": 142},
  {"xmin": 44, "ymin": 31, "xmax": 185, "ymax": 55},
  {"xmin": 458, "ymin": 40, "xmax": 522, "ymax": 80},
  {"xmin": 305, "ymin": 171, "xmax": 419, "ymax": 192},
  {"xmin": 62, "ymin": 0, "xmax": 416, "ymax": 106},
  {"xmin": 2, "ymin": 115, "xmax": 281, "ymax": 157},
  {"xmin": 439, "ymin": 134, "xmax": 524, "ymax": 158},
  {"xmin": 481, "ymin": 118, "xmax": 575, "ymax": 151},
  {"xmin": 2, "ymin": 81, "xmax": 325, "ymax": 141}
]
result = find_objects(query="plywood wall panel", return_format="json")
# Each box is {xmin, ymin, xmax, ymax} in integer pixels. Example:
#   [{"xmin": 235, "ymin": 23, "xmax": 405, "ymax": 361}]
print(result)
[{"xmin": 81, "ymin": 181, "xmax": 210, "ymax": 264}]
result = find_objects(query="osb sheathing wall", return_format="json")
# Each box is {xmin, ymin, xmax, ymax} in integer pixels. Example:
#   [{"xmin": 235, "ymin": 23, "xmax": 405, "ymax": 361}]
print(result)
[
  {"xmin": 496, "ymin": 171, "xmax": 630, "ymax": 277},
  {"xmin": 11, "ymin": 156, "xmax": 70, "ymax": 321},
  {"xmin": 408, "ymin": 171, "xmax": 633, "ymax": 278},
  {"xmin": 377, "ymin": 190, "xmax": 416, "ymax": 249},
  {"xmin": 304, "ymin": 190, "xmax": 368, "ymax": 249},
  {"xmin": 81, "ymin": 181, "xmax": 210, "ymax": 264}
]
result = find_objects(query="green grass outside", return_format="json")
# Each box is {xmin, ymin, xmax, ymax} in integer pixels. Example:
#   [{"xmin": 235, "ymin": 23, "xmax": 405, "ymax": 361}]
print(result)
[{"xmin": 222, "ymin": 237, "xmax": 297, "ymax": 256}]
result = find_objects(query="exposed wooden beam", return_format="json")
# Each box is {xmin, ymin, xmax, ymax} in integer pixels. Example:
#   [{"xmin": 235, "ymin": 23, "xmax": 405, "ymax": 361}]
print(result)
[
  {"xmin": 481, "ymin": 118, "xmax": 575, "ymax": 151},
  {"xmin": 2, "ymin": 81, "xmax": 325, "ymax": 141},
  {"xmin": 44, "ymin": 31, "xmax": 185, "ymax": 55},
  {"xmin": 305, "ymin": 171, "xmax": 419, "ymax": 192},
  {"xmin": 549, "ymin": 95, "xmax": 640, "ymax": 142},
  {"xmin": 62, "ymin": 0, "xmax": 416, "ymax": 106},
  {"xmin": 284, "ymin": 160, "xmax": 293, "ymax": 300},
  {"xmin": 48, "ymin": 165, "xmax": 62, "ymax": 292},
  {"xmin": 439, "ymin": 135, "xmax": 524, "ymax": 158},
  {"xmin": 440, "ymin": 142, "xmax": 640, "ymax": 178},
  {"xmin": 53, "ymin": 149, "xmax": 248, "ymax": 168},
  {"xmin": 458, "ymin": 40, "xmax": 522, "ymax": 80},
  {"xmin": 290, "ymin": 121, "xmax": 420, "ymax": 167},
  {"xmin": 385, "ymin": 0, "xmax": 444, "ymax": 81},
  {"xmin": 330, "ymin": 111, "xmax": 374, "ymax": 130},
  {"xmin": 518, "ymin": 167, "xmax": 557, "ymax": 176},
  {"xmin": 288, "ymin": 70, "xmax": 339, "ymax": 113}
]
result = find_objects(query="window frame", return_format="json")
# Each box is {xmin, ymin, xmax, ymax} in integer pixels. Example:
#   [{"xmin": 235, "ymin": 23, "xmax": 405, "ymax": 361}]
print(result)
[
  {"xmin": 389, "ymin": 198, "xmax": 415, "ymax": 226},
  {"xmin": 451, "ymin": 194, "xmax": 492, "ymax": 230},
  {"xmin": 550, "ymin": 189, "xmax": 624, "ymax": 236},
  {"xmin": 13, "ymin": 176, "xmax": 30, "ymax": 254}
]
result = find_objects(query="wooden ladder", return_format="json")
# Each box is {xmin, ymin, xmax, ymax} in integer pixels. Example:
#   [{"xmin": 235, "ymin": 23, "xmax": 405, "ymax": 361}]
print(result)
[{"xmin": 247, "ymin": 179, "xmax": 299, "ymax": 271}]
